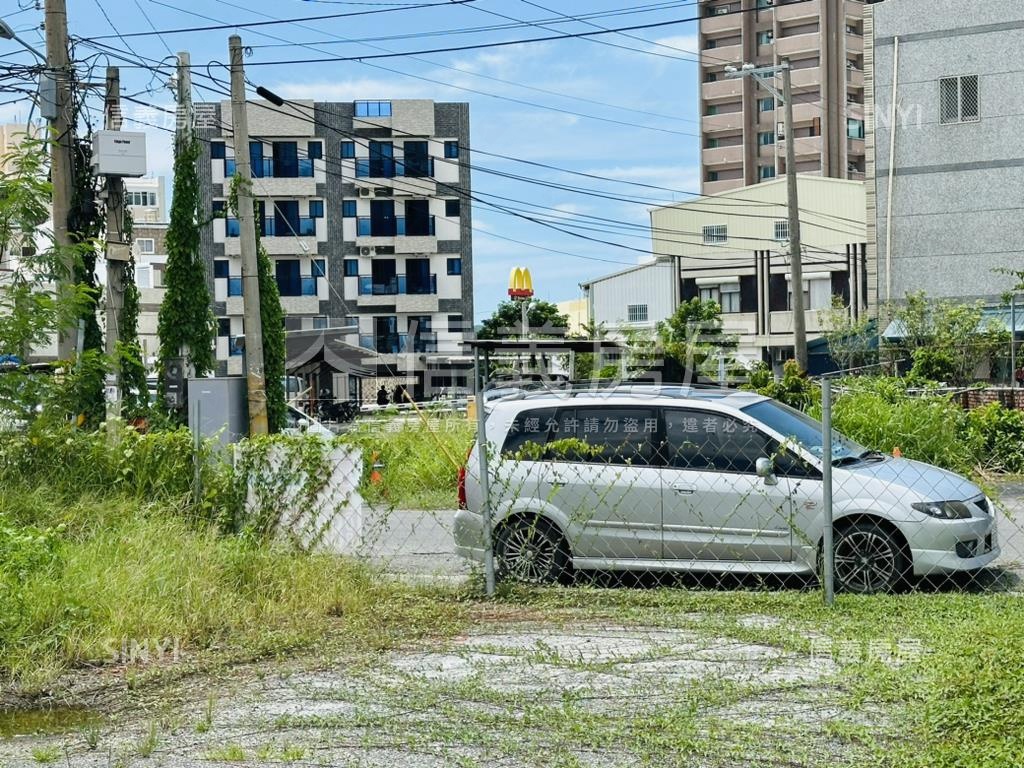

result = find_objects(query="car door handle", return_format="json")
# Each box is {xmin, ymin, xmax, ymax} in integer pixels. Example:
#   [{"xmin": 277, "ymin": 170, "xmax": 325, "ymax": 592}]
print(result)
[{"xmin": 672, "ymin": 484, "xmax": 696, "ymax": 495}]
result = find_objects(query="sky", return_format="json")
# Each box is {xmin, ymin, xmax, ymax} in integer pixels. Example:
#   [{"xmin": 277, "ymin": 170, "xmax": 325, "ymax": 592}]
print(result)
[{"xmin": 0, "ymin": 0, "xmax": 704, "ymax": 320}]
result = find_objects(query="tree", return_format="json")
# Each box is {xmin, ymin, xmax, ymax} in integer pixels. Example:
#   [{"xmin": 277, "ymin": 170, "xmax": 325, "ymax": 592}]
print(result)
[
  {"xmin": 477, "ymin": 299, "xmax": 568, "ymax": 340},
  {"xmin": 655, "ymin": 298, "xmax": 734, "ymax": 376},
  {"xmin": 156, "ymin": 135, "xmax": 215, "ymax": 418},
  {"xmin": 117, "ymin": 209, "xmax": 148, "ymax": 420},
  {"xmin": 567, "ymin": 320, "xmax": 619, "ymax": 381},
  {"xmin": 819, "ymin": 296, "xmax": 877, "ymax": 372}
]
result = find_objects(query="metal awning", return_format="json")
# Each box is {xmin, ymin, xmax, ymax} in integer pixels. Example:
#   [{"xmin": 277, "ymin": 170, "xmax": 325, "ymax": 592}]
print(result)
[
  {"xmin": 882, "ymin": 307, "xmax": 1024, "ymax": 341},
  {"xmin": 286, "ymin": 328, "xmax": 372, "ymax": 376},
  {"xmin": 466, "ymin": 339, "xmax": 627, "ymax": 353}
]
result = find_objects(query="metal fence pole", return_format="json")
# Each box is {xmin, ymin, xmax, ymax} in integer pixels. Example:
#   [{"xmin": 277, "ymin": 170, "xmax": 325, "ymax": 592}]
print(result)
[
  {"xmin": 193, "ymin": 398, "xmax": 202, "ymax": 508},
  {"xmin": 821, "ymin": 378, "xmax": 835, "ymax": 606},
  {"xmin": 473, "ymin": 349, "xmax": 496, "ymax": 596}
]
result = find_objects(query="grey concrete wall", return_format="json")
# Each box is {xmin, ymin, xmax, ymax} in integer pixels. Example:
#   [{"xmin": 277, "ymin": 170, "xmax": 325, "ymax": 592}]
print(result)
[{"xmin": 873, "ymin": 0, "xmax": 1024, "ymax": 302}]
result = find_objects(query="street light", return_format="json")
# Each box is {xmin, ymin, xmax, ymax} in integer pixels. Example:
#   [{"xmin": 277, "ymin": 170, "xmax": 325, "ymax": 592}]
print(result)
[
  {"xmin": 725, "ymin": 60, "xmax": 808, "ymax": 371},
  {"xmin": 0, "ymin": 19, "xmax": 46, "ymax": 63}
]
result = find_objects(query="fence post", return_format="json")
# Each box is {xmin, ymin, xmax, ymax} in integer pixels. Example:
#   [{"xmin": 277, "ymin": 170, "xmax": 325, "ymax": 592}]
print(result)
[
  {"xmin": 821, "ymin": 377, "xmax": 835, "ymax": 606},
  {"xmin": 192, "ymin": 398, "xmax": 202, "ymax": 508},
  {"xmin": 473, "ymin": 349, "xmax": 497, "ymax": 596}
]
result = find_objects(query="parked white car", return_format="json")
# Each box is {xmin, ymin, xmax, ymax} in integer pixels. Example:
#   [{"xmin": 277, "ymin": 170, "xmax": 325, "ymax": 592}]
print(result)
[{"xmin": 455, "ymin": 387, "xmax": 998, "ymax": 593}]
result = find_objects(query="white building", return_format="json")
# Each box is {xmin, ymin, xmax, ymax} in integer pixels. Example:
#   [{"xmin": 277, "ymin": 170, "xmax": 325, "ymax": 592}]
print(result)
[
  {"xmin": 123, "ymin": 176, "xmax": 166, "ymax": 224},
  {"xmin": 580, "ymin": 260, "xmax": 678, "ymax": 338},
  {"xmin": 650, "ymin": 176, "xmax": 869, "ymax": 364}
]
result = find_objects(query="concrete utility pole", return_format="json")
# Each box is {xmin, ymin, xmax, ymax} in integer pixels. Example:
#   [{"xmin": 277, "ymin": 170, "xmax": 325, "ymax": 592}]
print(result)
[
  {"xmin": 726, "ymin": 60, "xmax": 808, "ymax": 371},
  {"xmin": 103, "ymin": 65, "xmax": 127, "ymax": 420},
  {"xmin": 229, "ymin": 35, "xmax": 269, "ymax": 436},
  {"xmin": 44, "ymin": 0, "xmax": 78, "ymax": 359}
]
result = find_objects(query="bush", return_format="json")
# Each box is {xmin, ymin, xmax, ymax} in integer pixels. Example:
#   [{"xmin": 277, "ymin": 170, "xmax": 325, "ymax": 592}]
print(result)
[
  {"xmin": 744, "ymin": 360, "xmax": 820, "ymax": 411},
  {"xmin": 966, "ymin": 402, "xmax": 1024, "ymax": 474}
]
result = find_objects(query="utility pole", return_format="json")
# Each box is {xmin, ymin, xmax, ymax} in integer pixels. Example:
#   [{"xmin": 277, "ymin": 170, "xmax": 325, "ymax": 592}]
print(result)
[
  {"xmin": 726, "ymin": 60, "xmax": 808, "ymax": 371},
  {"xmin": 229, "ymin": 35, "xmax": 269, "ymax": 436},
  {"xmin": 44, "ymin": 0, "xmax": 78, "ymax": 359},
  {"xmin": 103, "ymin": 65, "xmax": 127, "ymax": 421},
  {"xmin": 176, "ymin": 51, "xmax": 193, "ymax": 144}
]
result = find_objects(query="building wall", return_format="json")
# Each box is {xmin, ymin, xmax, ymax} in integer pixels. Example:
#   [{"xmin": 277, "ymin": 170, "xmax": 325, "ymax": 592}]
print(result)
[
  {"xmin": 196, "ymin": 98, "xmax": 473, "ymax": 394},
  {"xmin": 131, "ymin": 223, "xmax": 167, "ymax": 363},
  {"xmin": 872, "ymin": 0, "xmax": 1024, "ymax": 304},
  {"xmin": 555, "ymin": 297, "xmax": 588, "ymax": 335},
  {"xmin": 124, "ymin": 176, "xmax": 166, "ymax": 223},
  {"xmin": 650, "ymin": 176, "xmax": 868, "ymax": 361},
  {"xmin": 582, "ymin": 261, "xmax": 677, "ymax": 337},
  {"xmin": 698, "ymin": 0, "xmax": 866, "ymax": 194}
]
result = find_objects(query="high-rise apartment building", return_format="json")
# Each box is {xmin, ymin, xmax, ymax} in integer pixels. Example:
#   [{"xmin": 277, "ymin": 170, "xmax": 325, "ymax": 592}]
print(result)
[
  {"xmin": 124, "ymin": 176, "xmax": 166, "ymax": 223},
  {"xmin": 196, "ymin": 98, "xmax": 473, "ymax": 401},
  {"xmin": 699, "ymin": 0, "xmax": 866, "ymax": 194}
]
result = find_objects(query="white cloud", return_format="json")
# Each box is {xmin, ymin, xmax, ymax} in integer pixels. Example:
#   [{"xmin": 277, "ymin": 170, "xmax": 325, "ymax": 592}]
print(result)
[{"xmin": 648, "ymin": 34, "xmax": 700, "ymax": 57}]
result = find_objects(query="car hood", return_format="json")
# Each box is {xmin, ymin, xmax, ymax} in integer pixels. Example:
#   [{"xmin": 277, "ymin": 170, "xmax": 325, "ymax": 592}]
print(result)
[{"xmin": 840, "ymin": 456, "xmax": 980, "ymax": 501}]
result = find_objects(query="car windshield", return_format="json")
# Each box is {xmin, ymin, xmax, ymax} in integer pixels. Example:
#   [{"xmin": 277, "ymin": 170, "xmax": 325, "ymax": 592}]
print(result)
[{"xmin": 742, "ymin": 399, "xmax": 868, "ymax": 462}]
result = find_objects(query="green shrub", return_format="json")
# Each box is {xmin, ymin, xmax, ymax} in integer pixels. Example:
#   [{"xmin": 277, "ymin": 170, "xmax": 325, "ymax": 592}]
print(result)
[
  {"xmin": 744, "ymin": 360, "xmax": 820, "ymax": 411},
  {"xmin": 966, "ymin": 402, "xmax": 1024, "ymax": 474}
]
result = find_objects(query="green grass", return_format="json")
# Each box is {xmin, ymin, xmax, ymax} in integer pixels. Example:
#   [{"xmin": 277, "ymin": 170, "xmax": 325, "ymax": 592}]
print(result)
[{"xmin": 0, "ymin": 488, "xmax": 465, "ymax": 690}]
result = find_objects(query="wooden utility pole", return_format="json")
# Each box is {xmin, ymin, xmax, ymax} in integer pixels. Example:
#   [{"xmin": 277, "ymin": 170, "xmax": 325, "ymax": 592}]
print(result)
[
  {"xmin": 44, "ymin": 0, "xmax": 78, "ymax": 358},
  {"xmin": 103, "ymin": 65, "xmax": 128, "ymax": 420},
  {"xmin": 228, "ymin": 35, "xmax": 268, "ymax": 435},
  {"xmin": 781, "ymin": 61, "xmax": 808, "ymax": 371}
]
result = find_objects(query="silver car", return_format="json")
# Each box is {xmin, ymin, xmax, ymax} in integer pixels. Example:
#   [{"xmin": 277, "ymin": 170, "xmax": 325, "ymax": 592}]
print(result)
[{"xmin": 454, "ymin": 388, "xmax": 999, "ymax": 593}]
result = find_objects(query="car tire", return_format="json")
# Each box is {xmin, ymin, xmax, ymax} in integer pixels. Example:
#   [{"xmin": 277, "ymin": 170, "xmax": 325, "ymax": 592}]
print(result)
[
  {"xmin": 495, "ymin": 517, "xmax": 572, "ymax": 585},
  {"xmin": 830, "ymin": 521, "xmax": 910, "ymax": 594}
]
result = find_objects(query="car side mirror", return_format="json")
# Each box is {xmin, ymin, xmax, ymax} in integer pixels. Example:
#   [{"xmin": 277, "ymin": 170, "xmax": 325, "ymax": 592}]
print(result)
[{"xmin": 755, "ymin": 457, "xmax": 777, "ymax": 485}]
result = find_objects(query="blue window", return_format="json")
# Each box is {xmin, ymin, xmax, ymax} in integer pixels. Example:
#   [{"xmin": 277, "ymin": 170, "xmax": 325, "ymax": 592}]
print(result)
[
  {"xmin": 308, "ymin": 200, "xmax": 324, "ymax": 219},
  {"xmin": 354, "ymin": 100, "xmax": 392, "ymax": 117},
  {"xmin": 214, "ymin": 259, "xmax": 229, "ymax": 279},
  {"xmin": 342, "ymin": 200, "xmax": 357, "ymax": 218},
  {"xmin": 444, "ymin": 140, "xmax": 459, "ymax": 159},
  {"xmin": 445, "ymin": 199, "xmax": 460, "ymax": 217},
  {"xmin": 307, "ymin": 140, "xmax": 322, "ymax": 160},
  {"xmin": 759, "ymin": 165, "xmax": 777, "ymax": 180},
  {"xmin": 212, "ymin": 200, "xmax": 225, "ymax": 216},
  {"xmin": 446, "ymin": 257, "xmax": 462, "ymax": 276},
  {"xmin": 759, "ymin": 97, "xmax": 775, "ymax": 112},
  {"xmin": 312, "ymin": 258, "xmax": 326, "ymax": 278},
  {"xmin": 210, "ymin": 141, "xmax": 225, "ymax": 159},
  {"xmin": 343, "ymin": 259, "xmax": 359, "ymax": 277},
  {"xmin": 340, "ymin": 141, "xmax": 355, "ymax": 159}
]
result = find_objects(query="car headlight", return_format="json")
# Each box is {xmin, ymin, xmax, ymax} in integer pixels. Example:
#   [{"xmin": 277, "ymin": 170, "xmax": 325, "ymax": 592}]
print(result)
[{"xmin": 911, "ymin": 500, "xmax": 972, "ymax": 520}]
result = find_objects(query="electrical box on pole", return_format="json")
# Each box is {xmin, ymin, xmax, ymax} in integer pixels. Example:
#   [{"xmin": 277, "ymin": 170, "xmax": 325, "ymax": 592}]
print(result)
[{"xmin": 91, "ymin": 131, "xmax": 148, "ymax": 177}]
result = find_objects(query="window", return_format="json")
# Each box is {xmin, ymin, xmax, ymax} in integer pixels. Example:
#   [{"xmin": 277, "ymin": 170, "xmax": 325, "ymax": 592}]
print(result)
[
  {"xmin": 212, "ymin": 200, "xmax": 225, "ymax": 216},
  {"xmin": 847, "ymin": 118, "xmax": 865, "ymax": 139},
  {"xmin": 342, "ymin": 200, "xmax": 357, "ymax": 218},
  {"xmin": 565, "ymin": 407, "xmax": 659, "ymax": 466},
  {"xmin": 664, "ymin": 410, "xmax": 773, "ymax": 474},
  {"xmin": 446, "ymin": 257, "xmax": 462, "ymax": 275},
  {"xmin": 312, "ymin": 315, "xmax": 329, "ymax": 330},
  {"xmin": 706, "ymin": 137, "xmax": 719, "ymax": 148},
  {"xmin": 774, "ymin": 219, "xmax": 789, "ymax": 241},
  {"xmin": 403, "ymin": 141, "xmax": 431, "ymax": 177},
  {"xmin": 705, "ymin": 104, "xmax": 718, "ymax": 116},
  {"xmin": 939, "ymin": 75, "xmax": 979, "ymax": 124},
  {"xmin": 343, "ymin": 259, "xmax": 359, "ymax": 277},
  {"xmin": 756, "ymin": 30, "xmax": 774, "ymax": 46},
  {"xmin": 720, "ymin": 283, "xmax": 741, "ymax": 313},
  {"xmin": 759, "ymin": 97, "xmax": 775, "ymax": 112},
  {"xmin": 308, "ymin": 200, "xmax": 324, "ymax": 219},
  {"xmin": 444, "ymin": 140, "xmax": 459, "ymax": 158},
  {"xmin": 445, "ymin": 199, "xmax": 461, "ymax": 217},
  {"xmin": 447, "ymin": 314, "xmax": 463, "ymax": 333},
  {"xmin": 217, "ymin": 318, "xmax": 230, "ymax": 337},
  {"xmin": 706, "ymin": 170, "xmax": 720, "ymax": 183},
  {"xmin": 699, "ymin": 286, "xmax": 720, "ymax": 305},
  {"xmin": 758, "ymin": 130, "xmax": 775, "ymax": 146},
  {"xmin": 702, "ymin": 224, "xmax": 727, "ymax": 244},
  {"xmin": 340, "ymin": 141, "xmax": 356, "ymax": 159},
  {"xmin": 500, "ymin": 408, "xmax": 557, "ymax": 459},
  {"xmin": 756, "ymin": 0, "xmax": 774, "ymax": 7},
  {"xmin": 307, "ymin": 140, "xmax": 322, "ymax": 160},
  {"xmin": 759, "ymin": 165, "xmax": 777, "ymax": 180},
  {"xmin": 312, "ymin": 258, "xmax": 326, "ymax": 278},
  {"xmin": 210, "ymin": 141, "xmax": 225, "ymax": 159},
  {"xmin": 354, "ymin": 100, "xmax": 392, "ymax": 117},
  {"xmin": 136, "ymin": 238, "xmax": 155, "ymax": 254},
  {"xmin": 214, "ymin": 259, "xmax": 229, "ymax": 279},
  {"xmin": 626, "ymin": 304, "xmax": 648, "ymax": 323}
]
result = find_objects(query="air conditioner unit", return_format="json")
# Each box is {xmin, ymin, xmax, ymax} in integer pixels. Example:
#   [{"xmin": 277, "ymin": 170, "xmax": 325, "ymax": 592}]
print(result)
[
  {"xmin": 358, "ymin": 187, "xmax": 373, "ymax": 198},
  {"xmin": 359, "ymin": 246, "xmax": 375, "ymax": 257}
]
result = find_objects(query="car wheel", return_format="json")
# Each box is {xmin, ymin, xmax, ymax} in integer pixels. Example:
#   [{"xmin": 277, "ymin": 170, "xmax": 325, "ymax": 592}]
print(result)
[
  {"xmin": 831, "ymin": 521, "xmax": 909, "ymax": 594},
  {"xmin": 495, "ymin": 517, "xmax": 571, "ymax": 584}
]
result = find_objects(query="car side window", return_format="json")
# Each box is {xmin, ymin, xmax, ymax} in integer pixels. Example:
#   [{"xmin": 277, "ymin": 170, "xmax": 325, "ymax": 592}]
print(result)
[
  {"xmin": 559, "ymin": 406, "xmax": 659, "ymax": 466},
  {"xmin": 664, "ymin": 409, "xmax": 773, "ymax": 474},
  {"xmin": 500, "ymin": 407, "xmax": 556, "ymax": 460}
]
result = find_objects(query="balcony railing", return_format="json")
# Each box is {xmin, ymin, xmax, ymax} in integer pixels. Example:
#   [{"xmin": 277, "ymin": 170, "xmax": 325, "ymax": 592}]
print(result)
[
  {"xmin": 277, "ymin": 275, "xmax": 319, "ymax": 297},
  {"xmin": 357, "ymin": 274, "xmax": 437, "ymax": 296},
  {"xmin": 354, "ymin": 157, "xmax": 435, "ymax": 179},
  {"xmin": 225, "ymin": 217, "xmax": 317, "ymax": 237},
  {"xmin": 356, "ymin": 216, "xmax": 435, "ymax": 237},
  {"xmin": 227, "ymin": 276, "xmax": 243, "ymax": 297},
  {"xmin": 223, "ymin": 157, "xmax": 314, "ymax": 178}
]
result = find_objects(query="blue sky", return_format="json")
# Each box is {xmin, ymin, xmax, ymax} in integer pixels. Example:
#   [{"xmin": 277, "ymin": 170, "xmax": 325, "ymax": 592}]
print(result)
[{"xmin": 1, "ymin": 0, "xmax": 703, "ymax": 319}]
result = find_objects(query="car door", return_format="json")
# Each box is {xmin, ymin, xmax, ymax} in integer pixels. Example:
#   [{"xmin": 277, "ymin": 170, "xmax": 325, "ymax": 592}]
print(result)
[
  {"xmin": 542, "ymin": 406, "xmax": 663, "ymax": 561},
  {"xmin": 660, "ymin": 408, "xmax": 793, "ymax": 562}
]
